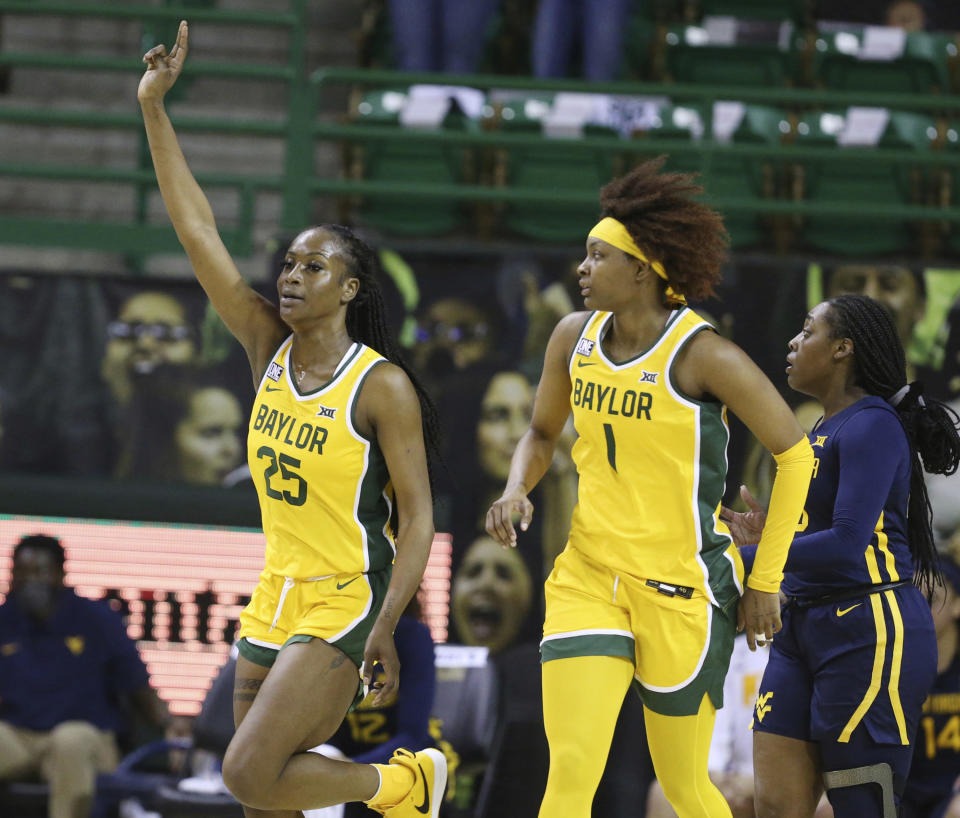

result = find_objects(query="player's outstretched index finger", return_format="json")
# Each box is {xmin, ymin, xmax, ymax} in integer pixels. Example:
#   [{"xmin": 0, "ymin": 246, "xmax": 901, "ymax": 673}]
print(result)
[{"xmin": 169, "ymin": 20, "xmax": 189, "ymax": 66}]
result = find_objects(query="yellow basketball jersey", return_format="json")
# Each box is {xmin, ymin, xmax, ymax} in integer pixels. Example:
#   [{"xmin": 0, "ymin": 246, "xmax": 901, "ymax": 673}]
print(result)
[
  {"xmin": 248, "ymin": 336, "xmax": 394, "ymax": 579},
  {"xmin": 567, "ymin": 309, "xmax": 739, "ymax": 609}
]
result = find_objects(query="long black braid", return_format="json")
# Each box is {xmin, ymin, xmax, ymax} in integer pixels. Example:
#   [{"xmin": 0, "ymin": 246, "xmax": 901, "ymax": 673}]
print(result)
[
  {"xmin": 826, "ymin": 294, "xmax": 960, "ymax": 594},
  {"xmin": 321, "ymin": 224, "xmax": 443, "ymax": 488}
]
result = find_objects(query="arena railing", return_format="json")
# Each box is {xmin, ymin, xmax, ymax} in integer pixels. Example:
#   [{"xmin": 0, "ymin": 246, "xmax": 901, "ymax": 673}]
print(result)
[
  {"xmin": 1, "ymin": 3, "xmax": 960, "ymax": 264},
  {"xmin": 306, "ymin": 67, "xmax": 960, "ymax": 227},
  {"xmin": 0, "ymin": 0, "xmax": 307, "ymax": 258}
]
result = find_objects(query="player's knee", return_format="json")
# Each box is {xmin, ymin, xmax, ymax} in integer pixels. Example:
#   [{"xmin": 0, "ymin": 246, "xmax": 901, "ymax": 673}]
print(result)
[
  {"xmin": 545, "ymin": 740, "xmax": 593, "ymax": 781},
  {"xmin": 221, "ymin": 741, "xmax": 273, "ymax": 807},
  {"xmin": 754, "ymin": 786, "xmax": 793, "ymax": 818},
  {"xmin": 657, "ymin": 774, "xmax": 708, "ymax": 816}
]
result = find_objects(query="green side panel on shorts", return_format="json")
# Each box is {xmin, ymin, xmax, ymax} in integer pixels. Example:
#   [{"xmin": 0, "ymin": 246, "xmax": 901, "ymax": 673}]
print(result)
[
  {"xmin": 323, "ymin": 565, "xmax": 392, "ymax": 669},
  {"xmin": 632, "ymin": 603, "xmax": 737, "ymax": 717},
  {"xmin": 540, "ymin": 633, "xmax": 635, "ymax": 663},
  {"xmin": 237, "ymin": 636, "xmax": 365, "ymax": 711},
  {"xmin": 278, "ymin": 634, "xmax": 366, "ymax": 710},
  {"xmin": 237, "ymin": 637, "xmax": 279, "ymax": 668}
]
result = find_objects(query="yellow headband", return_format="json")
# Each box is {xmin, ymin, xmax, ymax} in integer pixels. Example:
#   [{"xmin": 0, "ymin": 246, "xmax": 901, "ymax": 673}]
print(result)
[{"xmin": 588, "ymin": 217, "xmax": 686, "ymax": 305}]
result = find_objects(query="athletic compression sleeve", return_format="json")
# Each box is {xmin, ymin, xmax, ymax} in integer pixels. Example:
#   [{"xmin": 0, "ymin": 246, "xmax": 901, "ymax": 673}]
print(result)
[{"xmin": 746, "ymin": 436, "xmax": 814, "ymax": 593}]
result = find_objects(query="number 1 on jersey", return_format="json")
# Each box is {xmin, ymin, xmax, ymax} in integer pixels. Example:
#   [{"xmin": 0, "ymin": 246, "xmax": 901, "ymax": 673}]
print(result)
[{"xmin": 603, "ymin": 423, "xmax": 617, "ymax": 472}]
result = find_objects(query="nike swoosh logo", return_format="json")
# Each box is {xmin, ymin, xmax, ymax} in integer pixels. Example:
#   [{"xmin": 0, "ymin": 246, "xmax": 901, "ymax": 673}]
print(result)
[
  {"xmin": 577, "ymin": 359, "xmax": 596, "ymax": 367},
  {"xmin": 265, "ymin": 385, "xmax": 282, "ymax": 392},
  {"xmin": 415, "ymin": 763, "xmax": 430, "ymax": 814},
  {"xmin": 836, "ymin": 603, "xmax": 862, "ymax": 617},
  {"xmin": 336, "ymin": 576, "xmax": 360, "ymax": 590}
]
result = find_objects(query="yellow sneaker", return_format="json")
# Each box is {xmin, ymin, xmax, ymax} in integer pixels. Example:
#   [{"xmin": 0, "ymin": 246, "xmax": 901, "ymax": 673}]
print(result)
[{"xmin": 383, "ymin": 748, "xmax": 447, "ymax": 818}]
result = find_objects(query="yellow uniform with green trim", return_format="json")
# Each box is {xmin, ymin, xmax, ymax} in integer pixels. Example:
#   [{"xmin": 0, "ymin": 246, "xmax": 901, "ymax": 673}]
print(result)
[
  {"xmin": 238, "ymin": 337, "xmax": 393, "ymax": 667},
  {"xmin": 541, "ymin": 308, "xmax": 742, "ymax": 715}
]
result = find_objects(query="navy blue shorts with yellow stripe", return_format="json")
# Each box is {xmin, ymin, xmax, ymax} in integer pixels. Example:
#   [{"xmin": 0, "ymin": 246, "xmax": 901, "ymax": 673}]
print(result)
[{"xmin": 753, "ymin": 583, "xmax": 936, "ymax": 749}]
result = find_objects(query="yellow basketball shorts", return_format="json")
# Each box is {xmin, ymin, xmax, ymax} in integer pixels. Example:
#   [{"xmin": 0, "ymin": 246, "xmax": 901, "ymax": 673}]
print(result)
[
  {"xmin": 237, "ymin": 566, "xmax": 390, "ymax": 669},
  {"xmin": 541, "ymin": 546, "xmax": 736, "ymax": 716}
]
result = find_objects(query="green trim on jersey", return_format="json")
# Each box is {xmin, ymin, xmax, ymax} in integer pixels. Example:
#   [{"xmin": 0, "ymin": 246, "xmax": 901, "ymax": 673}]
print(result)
[
  {"xmin": 292, "ymin": 342, "xmax": 364, "ymax": 399},
  {"xmin": 350, "ymin": 360, "xmax": 395, "ymax": 572},
  {"xmin": 596, "ymin": 307, "xmax": 686, "ymax": 367},
  {"xmin": 357, "ymin": 440, "xmax": 393, "ymax": 571},
  {"xmin": 666, "ymin": 323, "xmax": 738, "ymax": 612},
  {"xmin": 698, "ymin": 403, "xmax": 739, "ymax": 613}
]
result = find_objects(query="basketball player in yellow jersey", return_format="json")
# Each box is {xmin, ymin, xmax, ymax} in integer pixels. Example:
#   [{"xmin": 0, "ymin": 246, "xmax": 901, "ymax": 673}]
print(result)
[
  {"xmin": 139, "ymin": 23, "xmax": 447, "ymax": 818},
  {"xmin": 487, "ymin": 157, "xmax": 815, "ymax": 818}
]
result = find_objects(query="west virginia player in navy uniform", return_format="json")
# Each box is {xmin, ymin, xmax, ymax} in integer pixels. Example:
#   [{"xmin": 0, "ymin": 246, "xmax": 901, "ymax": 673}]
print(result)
[
  {"xmin": 725, "ymin": 294, "xmax": 960, "ymax": 818},
  {"xmin": 486, "ymin": 158, "xmax": 815, "ymax": 818},
  {"xmin": 139, "ymin": 23, "xmax": 447, "ymax": 818},
  {"xmin": 902, "ymin": 557, "xmax": 960, "ymax": 818}
]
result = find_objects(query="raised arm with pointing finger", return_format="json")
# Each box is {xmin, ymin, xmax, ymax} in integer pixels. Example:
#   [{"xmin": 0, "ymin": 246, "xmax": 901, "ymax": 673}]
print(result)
[{"xmin": 138, "ymin": 22, "xmax": 449, "ymax": 817}]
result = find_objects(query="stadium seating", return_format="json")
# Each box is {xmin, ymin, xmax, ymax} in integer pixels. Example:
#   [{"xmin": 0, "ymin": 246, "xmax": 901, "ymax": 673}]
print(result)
[
  {"xmin": 941, "ymin": 122, "xmax": 960, "ymax": 253},
  {"xmin": 792, "ymin": 107, "xmax": 938, "ymax": 254},
  {"xmin": 662, "ymin": 18, "xmax": 800, "ymax": 87},
  {"xmin": 811, "ymin": 26, "xmax": 957, "ymax": 94},
  {"xmin": 489, "ymin": 91, "xmax": 622, "ymax": 242},
  {"xmin": 630, "ymin": 101, "xmax": 791, "ymax": 248},
  {"xmin": 708, "ymin": 102, "xmax": 792, "ymax": 249},
  {"xmin": 348, "ymin": 85, "xmax": 485, "ymax": 237}
]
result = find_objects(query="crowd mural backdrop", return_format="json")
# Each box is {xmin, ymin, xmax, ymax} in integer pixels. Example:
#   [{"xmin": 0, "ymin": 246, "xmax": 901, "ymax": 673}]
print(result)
[{"xmin": 1, "ymin": 250, "xmax": 959, "ymax": 661}]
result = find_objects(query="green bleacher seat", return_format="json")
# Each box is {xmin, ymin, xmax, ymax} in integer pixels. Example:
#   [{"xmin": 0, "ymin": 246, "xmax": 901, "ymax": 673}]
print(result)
[
  {"xmin": 489, "ymin": 92, "xmax": 622, "ymax": 242},
  {"xmin": 350, "ymin": 86, "xmax": 483, "ymax": 236},
  {"xmin": 631, "ymin": 102, "xmax": 790, "ymax": 249},
  {"xmin": 811, "ymin": 27, "xmax": 956, "ymax": 94},
  {"xmin": 940, "ymin": 123, "xmax": 960, "ymax": 254},
  {"xmin": 663, "ymin": 19, "xmax": 799, "ymax": 87},
  {"xmin": 793, "ymin": 108, "xmax": 937, "ymax": 254},
  {"xmin": 713, "ymin": 103, "xmax": 792, "ymax": 248}
]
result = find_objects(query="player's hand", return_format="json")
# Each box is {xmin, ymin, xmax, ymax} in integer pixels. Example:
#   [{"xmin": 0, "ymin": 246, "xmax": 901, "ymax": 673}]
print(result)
[
  {"xmin": 138, "ymin": 20, "xmax": 189, "ymax": 104},
  {"xmin": 361, "ymin": 618, "xmax": 400, "ymax": 707},
  {"xmin": 486, "ymin": 488, "xmax": 534, "ymax": 548},
  {"xmin": 720, "ymin": 485, "xmax": 767, "ymax": 546},
  {"xmin": 738, "ymin": 586, "xmax": 781, "ymax": 651}
]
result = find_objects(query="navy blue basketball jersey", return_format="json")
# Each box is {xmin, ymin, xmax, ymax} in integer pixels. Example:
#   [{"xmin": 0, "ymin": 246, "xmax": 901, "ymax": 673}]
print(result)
[{"xmin": 781, "ymin": 396, "xmax": 914, "ymax": 599}]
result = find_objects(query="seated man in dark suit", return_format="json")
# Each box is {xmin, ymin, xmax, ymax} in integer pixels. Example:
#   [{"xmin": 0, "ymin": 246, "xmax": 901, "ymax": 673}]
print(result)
[{"xmin": 0, "ymin": 533, "xmax": 187, "ymax": 818}]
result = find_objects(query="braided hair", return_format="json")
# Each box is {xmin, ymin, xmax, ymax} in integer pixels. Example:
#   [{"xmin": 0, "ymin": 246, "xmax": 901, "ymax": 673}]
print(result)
[
  {"xmin": 825, "ymin": 294, "xmax": 960, "ymax": 594},
  {"xmin": 320, "ymin": 224, "xmax": 443, "ymax": 487}
]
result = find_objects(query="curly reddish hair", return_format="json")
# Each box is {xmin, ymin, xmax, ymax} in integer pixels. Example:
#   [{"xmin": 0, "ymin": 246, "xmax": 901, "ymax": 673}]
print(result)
[{"xmin": 598, "ymin": 156, "xmax": 729, "ymax": 302}]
